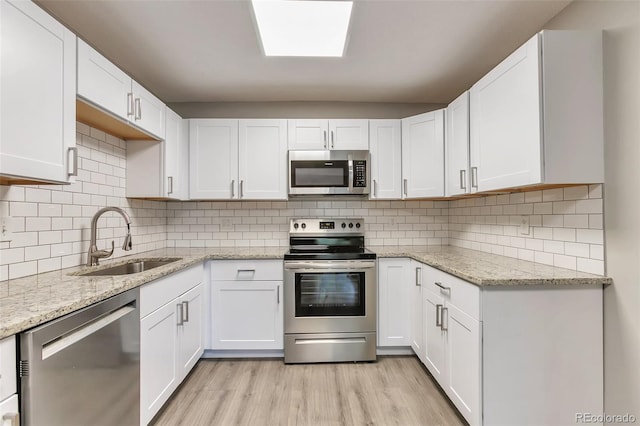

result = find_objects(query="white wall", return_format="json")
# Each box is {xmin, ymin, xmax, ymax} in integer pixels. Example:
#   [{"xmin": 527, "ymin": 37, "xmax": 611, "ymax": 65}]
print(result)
[
  {"xmin": 168, "ymin": 101, "xmax": 444, "ymax": 119},
  {"xmin": 0, "ymin": 122, "xmax": 166, "ymax": 280},
  {"xmin": 544, "ymin": 0, "xmax": 640, "ymax": 420}
]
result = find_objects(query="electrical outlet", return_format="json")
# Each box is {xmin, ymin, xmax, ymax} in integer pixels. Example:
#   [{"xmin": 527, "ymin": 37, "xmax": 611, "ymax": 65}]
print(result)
[
  {"xmin": 518, "ymin": 215, "xmax": 530, "ymax": 235},
  {"xmin": 0, "ymin": 216, "xmax": 12, "ymax": 242},
  {"xmin": 220, "ymin": 217, "xmax": 234, "ymax": 231}
]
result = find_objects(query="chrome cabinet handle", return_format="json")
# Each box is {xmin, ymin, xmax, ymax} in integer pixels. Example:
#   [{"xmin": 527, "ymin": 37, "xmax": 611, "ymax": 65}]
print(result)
[
  {"xmin": 471, "ymin": 166, "xmax": 478, "ymax": 189},
  {"xmin": 436, "ymin": 304, "xmax": 443, "ymax": 327},
  {"xmin": 168, "ymin": 176, "xmax": 173, "ymax": 195},
  {"xmin": 441, "ymin": 307, "xmax": 448, "ymax": 331},
  {"xmin": 403, "ymin": 179, "xmax": 408, "ymax": 196},
  {"xmin": 237, "ymin": 268, "xmax": 255, "ymax": 273},
  {"xmin": 415, "ymin": 267, "xmax": 421, "ymax": 286},
  {"xmin": 182, "ymin": 301, "xmax": 189, "ymax": 323},
  {"xmin": 127, "ymin": 92, "xmax": 134, "ymax": 117},
  {"xmin": 2, "ymin": 412, "xmax": 19, "ymax": 426},
  {"xmin": 435, "ymin": 281, "xmax": 451, "ymax": 294},
  {"xmin": 134, "ymin": 98, "xmax": 142, "ymax": 120},
  {"xmin": 240, "ymin": 180, "xmax": 244, "ymax": 198},
  {"xmin": 459, "ymin": 169, "xmax": 466, "ymax": 190},
  {"xmin": 372, "ymin": 179, "xmax": 377, "ymax": 198},
  {"xmin": 277, "ymin": 285, "xmax": 280, "ymax": 304},
  {"xmin": 323, "ymin": 130, "xmax": 327, "ymax": 149},
  {"xmin": 68, "ymin": 147, "xmax": 78, "ymax": 177},
  {"xmin": 177, "ymin": 303, "xmax": 184, "ymax": 326},
  {"xmin": 231, "ymin": 180, "xmax": 235, "ymax": 198},
  {"xmin": 331, "ymin": 130, "xmax": 335, "ymax": 148}
]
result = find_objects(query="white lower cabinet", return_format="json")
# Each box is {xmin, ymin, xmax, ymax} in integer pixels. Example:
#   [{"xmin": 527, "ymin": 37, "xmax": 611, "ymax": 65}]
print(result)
[
  {"xmin": 377, "ymin": 258, "xmax": 411, "ymax": 347},
  {"xmin": 0, "ymin": 336, "xmax": 18, "ymax": 426},
  {"xmin": 140, "ymin": 264, "xmax": 204, "ymax": 425},
  {"xmin": 423, "ymin": 266, "xmax": 481, "ymax": 426},
  {"xmin": 210, "ymin": 260, "xmax": 283, "ymax": 351},
  {"xmin": 409, "ymin": 260, "xmax": 425, "ymax": 363}
]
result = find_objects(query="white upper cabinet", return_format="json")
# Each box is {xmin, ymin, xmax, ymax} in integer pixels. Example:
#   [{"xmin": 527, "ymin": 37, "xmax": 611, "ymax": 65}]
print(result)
[
  {"xmin": 126, "ymin": 107, "xmax": 188, "ymax": 199},
  {"xmin": 287, "ymin": 119, "xmax": 328, "ymax": 150},
  {"xmin": 401, "ymin": 109, "xmax": 445, "ymax": 198},
  {"xmin": 0, "ymin": 0, "xmax": 77, "ymax": 185},
  {"xmin": 288, "ymin": 119, "xmax": 368, "ymax": 150},
  {"xmin": 77, "ymin": 38, "xmax": 131, "ymax": 122},
  {"xmin": 469, "ymin": 31, "xmax": 604, "ymax": 192},
  {"xmin": 369, "ymin": 120, "xmax": 402, "ymax": 200},
  {"xmin": 239, "ymin": 119, "xmax": 288, "ymax": 200},
  {"xmin": 77, "ymin": 39, "xmax": 165, "ymax": 140},
  {"xmin": 131, "ymin": 80, "xmax": 166, "ymax": 140},
  {"xmin": 189, "ymin": 119, "xmax": 239, "ymax": 200},
  {"xmin": 190, "ymin": 119, "xmax": 287, "ymax": 200},
  {"xmin": 445, "ymin": 92, "xmax": 471, "ymax": 196}
]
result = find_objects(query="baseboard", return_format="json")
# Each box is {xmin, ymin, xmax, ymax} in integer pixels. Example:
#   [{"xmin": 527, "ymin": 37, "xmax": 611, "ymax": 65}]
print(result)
[
  {"xmin": 202, "ymin": 349, "xmax": 284, "ymax": 359},
  {"xmin": 376, "ymin": 346, "xmax": 414, "ymax": 356}
]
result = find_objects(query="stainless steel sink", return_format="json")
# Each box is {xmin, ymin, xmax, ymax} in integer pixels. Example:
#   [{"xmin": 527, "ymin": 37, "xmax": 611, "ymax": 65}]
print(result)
[{"xmin": 79, "ymin": 258, "xmax": 182, "ymax": 276}]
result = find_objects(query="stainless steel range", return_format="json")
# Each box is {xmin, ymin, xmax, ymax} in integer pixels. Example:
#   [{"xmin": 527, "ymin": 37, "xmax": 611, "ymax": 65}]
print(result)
[{"xmin": 284, "ymin": 218, "xmax": 377, "ymax": 364}]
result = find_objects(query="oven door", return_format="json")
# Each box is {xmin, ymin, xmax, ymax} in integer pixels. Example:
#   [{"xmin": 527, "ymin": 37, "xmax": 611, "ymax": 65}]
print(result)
[{"xmin": 284, "ymin": 260, "xmax": 377, "ymax": 334}]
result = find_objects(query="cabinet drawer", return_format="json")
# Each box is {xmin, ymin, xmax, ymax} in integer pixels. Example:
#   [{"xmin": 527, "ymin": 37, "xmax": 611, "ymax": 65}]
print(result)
[
  {"xmin": 140, "ymin": 263, "xmax": 204, "ymax": 318},
  {"xmin": 427, "ymin": 269, "xmax": 481, "ymax": 321},
  {"xmin": 211, "ymin": 260, "xmax": 283, "ymax": 281},
  {"xmin": 0, "ymin": 336, "xmax": 16, "ymax": 402}
]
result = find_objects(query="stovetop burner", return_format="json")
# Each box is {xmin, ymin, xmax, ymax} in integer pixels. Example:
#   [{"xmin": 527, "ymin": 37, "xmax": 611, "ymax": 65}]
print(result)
[{"xmin": 285, "ymin": 218, "xmax": 375, "ymax": 261}]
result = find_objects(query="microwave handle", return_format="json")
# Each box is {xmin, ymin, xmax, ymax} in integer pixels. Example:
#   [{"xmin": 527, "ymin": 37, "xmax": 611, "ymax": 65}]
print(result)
[{"xmin": 348, "ymin": 160, "xmax": 354, "ymax": 192}]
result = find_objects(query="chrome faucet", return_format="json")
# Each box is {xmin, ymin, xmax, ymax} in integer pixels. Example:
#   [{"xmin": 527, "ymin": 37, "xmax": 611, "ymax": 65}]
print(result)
[{"xmin": 87, "ymin": 207, "xmax": 133, "ymax": 266}]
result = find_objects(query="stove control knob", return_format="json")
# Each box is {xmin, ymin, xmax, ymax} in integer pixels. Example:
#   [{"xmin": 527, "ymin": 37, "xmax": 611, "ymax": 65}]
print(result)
[
  {"xmin": 341, "ymin": 222, "xmax": 346, "ymax": 229},
  {"xmin": 301, "ymin": 223, "xmax": 306, "ymax": 229},
  {"xmin": 356, "ymin": 222, "xmax": 361, "ymax": 229},
  {"xmin": 349, "ymin": 223, "xmax": 354, "ymax": 229},
  {"xmin": 293, "ymin": 223, "xmax": 299, "ymax": 229}
]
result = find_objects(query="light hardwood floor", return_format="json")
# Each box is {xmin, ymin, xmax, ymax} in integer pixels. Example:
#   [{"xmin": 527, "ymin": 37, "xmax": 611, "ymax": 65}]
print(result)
[{"xmin": 152, "ymin": 356, "xmax": 466, "ymax": 426}]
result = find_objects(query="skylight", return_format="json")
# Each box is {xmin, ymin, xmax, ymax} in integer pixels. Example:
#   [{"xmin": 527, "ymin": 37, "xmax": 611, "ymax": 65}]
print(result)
[{"xmin": 251, "ymin": 0, "xmax": 353, "ymax": 57}]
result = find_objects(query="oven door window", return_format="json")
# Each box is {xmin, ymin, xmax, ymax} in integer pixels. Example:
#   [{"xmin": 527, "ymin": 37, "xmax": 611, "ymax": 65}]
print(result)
[
  {"xmin": 290, "ymin": 161, "xmax": 349, "ymax": 188},
  {"xmin": 295, "ymin": 272, "xmax": 365, "ymax": 317}
]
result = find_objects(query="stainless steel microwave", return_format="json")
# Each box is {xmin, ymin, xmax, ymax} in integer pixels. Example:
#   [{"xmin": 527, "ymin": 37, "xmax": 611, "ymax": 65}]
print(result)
[{"xmin": 288, "ymin": 150, "xmax": 370, "ymax": 196}]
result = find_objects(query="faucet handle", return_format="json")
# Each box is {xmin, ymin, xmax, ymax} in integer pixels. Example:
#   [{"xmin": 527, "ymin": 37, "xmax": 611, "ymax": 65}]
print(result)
[{"xmin": 92, "ymin": 241, "xmax": 114, "ymax": 259}]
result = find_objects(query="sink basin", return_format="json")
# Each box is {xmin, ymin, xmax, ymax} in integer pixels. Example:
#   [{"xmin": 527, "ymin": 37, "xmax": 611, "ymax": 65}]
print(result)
[{"xmin": 79, "ymin": 258, "xmax": 182, "ymax": 276}]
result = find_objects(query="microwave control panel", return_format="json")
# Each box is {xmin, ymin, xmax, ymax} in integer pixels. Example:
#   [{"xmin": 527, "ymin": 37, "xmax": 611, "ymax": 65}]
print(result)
[{"xmin": 353, "ymin": 161, "xmax": 367, "ymax": 187}]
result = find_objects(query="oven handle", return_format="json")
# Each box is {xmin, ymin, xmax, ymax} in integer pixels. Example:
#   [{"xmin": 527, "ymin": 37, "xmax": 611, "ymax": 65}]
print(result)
[{"xmin": 284, "ymin": 260, "xmax": 376, "ymax": 270}]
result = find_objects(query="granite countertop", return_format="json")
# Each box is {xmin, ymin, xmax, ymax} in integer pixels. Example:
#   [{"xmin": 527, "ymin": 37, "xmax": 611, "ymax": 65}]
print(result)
[
  {"xmin": 0, "ymin": 245, "xmax": 611, "ymax": 339},
  {"xmin": 371, "ymin": 245, "xmax": 613, "ymax": 287}
]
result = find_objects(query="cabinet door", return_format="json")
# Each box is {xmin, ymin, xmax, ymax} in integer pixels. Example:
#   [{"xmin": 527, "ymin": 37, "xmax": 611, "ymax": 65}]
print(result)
[
  {"xmin": 1, "ymin": 0, "xmax": 76, "ymax": 184},
  {"xmin": 164, "ymin": 108, "xmax": 189, "ymax": 200},
  {"xmin": 238, "ymin": 119, "xmax": 287, "ymax": 200},
  {"xmin": 377, "ymin": 258, "xmax": 411, "ymax": 347},
  {"xmin": 329, "ymin": 119, "xmax": 369, "ymax": 150},
  {"xmin": 401, "ymin": 110, "xmax": 445, "ymax": 198},
  {"xmin": 470, "ymin": 34, "xmax": 542, "ymax": 192},
  {"xmin": 189, "ymin": 119, "xmax": 238, "ymax": 199},
  {"xmin": 446, "ymin": 92, "xmax": 471, "ymax": 196},
  {"xmin": 445, "ymin": 302, "xmax": 481, "ymax": 426},
  {"xmin": 140, "ymin": 301, "xmax": 178, "ymax": 425},
  {"xmin": 131, "ymin": 80, "xmax": 166, "ymax": 139},
  {"xmin": 424, "ymin": 289, "xmax": 447, "ymax": 383},
  {"xmin": 177, "ymin": 283, "xmax": 203, "ymax": 380},
  {"xmin": 211, "ymin": 280, "xmax": 283, "ymax": 350},
  {"xmin": 369, "ymin": 120, "xmax": 402, "ymax": 200},
  {"xmin": 409, "ymin": 262, "xmax": 425, "ymax": 363},
  {"xmin": 287, "ymin": 119, "xmax": 328, "ymax": 150},
  {"xmin": 77, "ymin": 38, "xmax": 131, "ymax": 121},
  {"xmin": 0, "ymin": 394, "xmax": 18, "ymax": 425}
]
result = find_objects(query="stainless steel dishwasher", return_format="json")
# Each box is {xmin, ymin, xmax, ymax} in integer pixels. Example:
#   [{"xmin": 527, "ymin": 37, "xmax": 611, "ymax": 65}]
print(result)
[{"xmin": 19, "ymin": 288, "xmax": 140, "ymax": 426}]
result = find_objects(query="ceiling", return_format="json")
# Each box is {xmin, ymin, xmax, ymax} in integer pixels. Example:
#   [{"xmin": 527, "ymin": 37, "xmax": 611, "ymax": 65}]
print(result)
[{"xmin": 37, "ymin": 0, "xmax": 572, "ymax": 104}]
